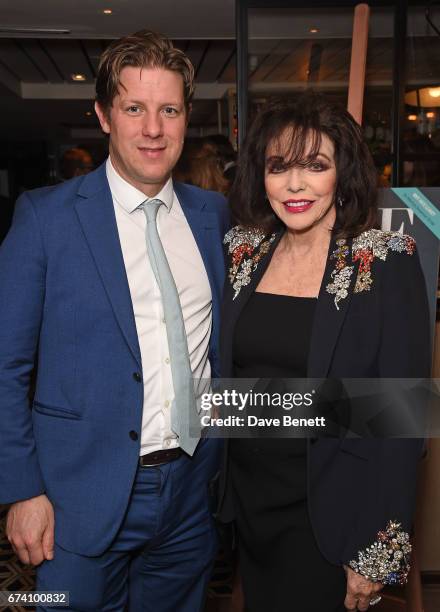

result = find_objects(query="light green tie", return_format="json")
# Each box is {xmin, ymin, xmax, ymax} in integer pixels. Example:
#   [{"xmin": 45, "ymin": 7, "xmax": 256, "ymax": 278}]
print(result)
[{"xmin": 141, "ymin": 199, "xmax": 200, "ymax": 455}]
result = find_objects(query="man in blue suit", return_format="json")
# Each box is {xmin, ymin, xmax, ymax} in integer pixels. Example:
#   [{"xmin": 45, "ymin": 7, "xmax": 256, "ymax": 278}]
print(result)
[{"xmin": 0, "ymin": 30, "xmax": 228, "ymax": 611}]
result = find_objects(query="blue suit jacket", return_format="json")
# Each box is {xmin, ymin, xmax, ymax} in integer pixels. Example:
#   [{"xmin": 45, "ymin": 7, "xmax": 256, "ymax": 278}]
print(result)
[{"xmin": 0, "ymin": 163, "xmax": 229, "ymax": 555}]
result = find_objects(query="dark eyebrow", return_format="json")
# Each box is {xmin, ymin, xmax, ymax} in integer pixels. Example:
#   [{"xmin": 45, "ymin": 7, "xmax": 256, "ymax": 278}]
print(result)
[
  {"xmin": 120, "ymin": 99, "xmax": 182, "ymax": 107},
  {"xmin": 265, "ymin": 153, "xmax": 332, "ymax": 165},
  {"xmin": 119, "ymin": 99, "xmax": 143, "ymax": 106}
]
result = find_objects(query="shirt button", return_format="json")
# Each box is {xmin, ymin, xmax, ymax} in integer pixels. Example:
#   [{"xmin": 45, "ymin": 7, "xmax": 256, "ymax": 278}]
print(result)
[
  {"xmin": 164, "ymin": 439, "xmax": 171, "ymax": 447},
  {"xmin": 165, "ymin": 357, "xmax": 170, "ymax": 364},
  {"xmin": 164, "ymin": 400, "xmax": 170, "ymax": 408},
  {"xmin": 133, "ymin": 372, "xmax": 142, "ymax": 383},
  {"xmin": 161, "ymin": 317, "xmax": 166, "ymax": 324},
  {"xmin": 129, "ymin": 430, "xmax": 138, "ymax": 441}
]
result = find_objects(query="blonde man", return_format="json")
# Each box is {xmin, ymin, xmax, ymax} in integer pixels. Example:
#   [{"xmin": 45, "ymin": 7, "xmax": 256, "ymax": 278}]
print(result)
[{"xmin": 1, "ymin": 30, "xmax": 228, "ymax": 611}]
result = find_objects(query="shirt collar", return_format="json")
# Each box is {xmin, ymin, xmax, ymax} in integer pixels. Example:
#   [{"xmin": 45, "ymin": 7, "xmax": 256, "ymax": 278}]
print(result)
[{"xmin": 106, "ymin": 156, "xmax": 174, "ymax": 214}]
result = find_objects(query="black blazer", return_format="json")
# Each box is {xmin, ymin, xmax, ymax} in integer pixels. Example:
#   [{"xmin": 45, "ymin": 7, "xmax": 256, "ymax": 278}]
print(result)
[{"xmin": 217, "ymin": 226, "xmax": 431, "ymax": 567}]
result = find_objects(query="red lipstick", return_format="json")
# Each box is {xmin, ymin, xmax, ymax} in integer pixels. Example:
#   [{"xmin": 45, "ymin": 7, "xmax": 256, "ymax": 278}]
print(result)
[{"xmin": 282, "ymin": 199, "xmax": 315, "ymax": 214}]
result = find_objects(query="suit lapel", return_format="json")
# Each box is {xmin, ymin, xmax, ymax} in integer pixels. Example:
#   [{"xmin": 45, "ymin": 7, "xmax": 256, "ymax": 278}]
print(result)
[
  {"xmin": 228, "ymin": 229, "xmax": 283, "ymax": 328},
  {"xmin": 221, "ymin": 228, "xmax": 284, "ymax": 377},
  {"xmin": 307, "ymin": 235, "xmax": 356, "ymax": 377},
  {"xmin": 74, "ymin": 165, "xmax": 142, "ymax": 368}
]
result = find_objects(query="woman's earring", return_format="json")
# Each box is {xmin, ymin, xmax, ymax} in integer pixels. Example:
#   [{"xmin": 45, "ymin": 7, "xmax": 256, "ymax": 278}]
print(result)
[{"xmin": 338, "ymin": 196, "xmax": 344, "ymax": 207}]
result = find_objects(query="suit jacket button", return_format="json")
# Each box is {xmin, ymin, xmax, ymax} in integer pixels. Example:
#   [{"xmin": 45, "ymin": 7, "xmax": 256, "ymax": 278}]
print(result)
[
  {"xmin": 133, "ymin": 372, "xmax": 142, "ymax": 383},
  {"xmin": 129, "ymin": 430, "xmax": 138, "ymax": 441}
]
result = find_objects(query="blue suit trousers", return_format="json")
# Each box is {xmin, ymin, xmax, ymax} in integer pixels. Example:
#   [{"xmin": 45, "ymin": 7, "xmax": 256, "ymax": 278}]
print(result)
[{"xmin": 36, "ymin": 438, "xmax": 222, "ymax": 611}]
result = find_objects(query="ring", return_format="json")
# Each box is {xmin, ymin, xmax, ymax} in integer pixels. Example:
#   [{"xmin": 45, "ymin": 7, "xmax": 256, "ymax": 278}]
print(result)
[{"xmin": 369, "ymin": 595, "xmax": 382, "ymax": 606}]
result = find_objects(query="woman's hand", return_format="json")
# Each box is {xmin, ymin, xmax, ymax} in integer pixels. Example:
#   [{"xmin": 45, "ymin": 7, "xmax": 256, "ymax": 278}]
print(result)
[{"xmin": 343, "ymin": 565, "xmax": 384, "ymax": 611}]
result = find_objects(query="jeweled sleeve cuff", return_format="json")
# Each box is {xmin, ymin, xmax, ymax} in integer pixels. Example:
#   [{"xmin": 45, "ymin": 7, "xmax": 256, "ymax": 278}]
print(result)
[{"xmin": 349, "ymin": 520, "xmax": 412, "ymax": 585}]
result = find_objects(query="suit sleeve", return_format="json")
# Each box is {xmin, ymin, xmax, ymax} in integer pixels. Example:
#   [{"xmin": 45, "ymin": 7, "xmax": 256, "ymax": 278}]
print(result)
[
  {"xmin": 220, "ymin": 195, "xmax": 231, "ymax": 237},
  {"xmin": 207, "ymin": 193, "xmax": 230, "ymax": 380},
  {"xmin": 345, "ymin": 245, "xmax": 431, "ymax": 581},
  {"xmin": 0, "ymin": 192, "xmax": 46, "ymax": 503},
  {"xmin": 377, "ymin": 244, "xmax": 430, "ymax": 529},
  {"xmin": 378, "ymin": 245, "xmax": 431, "ymax": 378}
]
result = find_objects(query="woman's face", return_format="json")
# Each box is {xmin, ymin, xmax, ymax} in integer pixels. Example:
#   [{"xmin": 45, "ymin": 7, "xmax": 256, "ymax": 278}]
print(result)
[{"xmin": 264, "ymin": 129, "xmax": 337, "ymax": 234}]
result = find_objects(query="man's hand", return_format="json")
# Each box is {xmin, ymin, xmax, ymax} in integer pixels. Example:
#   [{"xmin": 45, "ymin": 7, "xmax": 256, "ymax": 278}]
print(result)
[
  {"xmin": 344, "ymin": 565, "xmax": 383, "ymax": 611},
  {"xmin": 6, "ymin": 494, "xmax": 54, "ymax": 566}
]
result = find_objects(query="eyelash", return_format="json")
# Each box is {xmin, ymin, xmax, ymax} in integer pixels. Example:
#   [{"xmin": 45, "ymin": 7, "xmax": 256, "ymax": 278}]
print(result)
[
  {"xmin": 308, "ymin": 161, "xmax": 328, "ymax": 172},
  {"xmin": 163, "ymin": 107, "xmax": 180, "ymax": 117},
  {"xmin": 267, "ymin": 164, "xmax": 286, "ymax": 174}
]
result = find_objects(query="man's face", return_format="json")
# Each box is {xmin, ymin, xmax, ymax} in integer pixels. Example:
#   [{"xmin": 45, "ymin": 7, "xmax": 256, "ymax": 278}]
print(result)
[{"xmin": 95, "ymin": 66, "xmax": 187, "ymax": 196}]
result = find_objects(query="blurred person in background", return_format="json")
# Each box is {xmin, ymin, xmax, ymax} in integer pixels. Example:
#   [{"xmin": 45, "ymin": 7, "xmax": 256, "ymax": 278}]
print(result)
[
  {"xmin": 204, "ymin": 134, "xmax": 237, "ymax": 186},
  {"xmin": 59, "ymin": 147, "xmax": 94, "ymax": 180},
  {"xmin": 174, "ymin": 135, "xmax": 235, "ymax": 195}
]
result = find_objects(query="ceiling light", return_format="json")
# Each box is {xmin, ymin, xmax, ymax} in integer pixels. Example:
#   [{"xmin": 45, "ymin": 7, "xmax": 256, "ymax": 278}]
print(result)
[
  {"xmin": 427, "ymin": 111, "xmax": 435, "ymax": 118},
  {"xmin": 408, "ymin": 114, "xmax": 417, "ymax": 121},
  {"xmin": 71, "ymin": 74, "xmax": 86, "ymax": 82},
  {"xmin": 85, "ymin": 111, "xmax": 93, "ymax": 117},
  {"xmin": 310, "ymin": 27, "xmax": 319, "ymax": 33},
  {"xmin": 405, "ymin": 87, "xmax": 440, "ymax": 107},
  {"xmin": 103, "ymin": 9, "xmax": 112, "ymax": 14}
]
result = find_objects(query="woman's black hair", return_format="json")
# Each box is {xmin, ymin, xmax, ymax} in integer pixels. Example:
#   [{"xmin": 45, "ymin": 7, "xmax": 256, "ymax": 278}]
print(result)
[{"xmin": 229, "ymin": 91, "xmax": 378, "ymax": 238}]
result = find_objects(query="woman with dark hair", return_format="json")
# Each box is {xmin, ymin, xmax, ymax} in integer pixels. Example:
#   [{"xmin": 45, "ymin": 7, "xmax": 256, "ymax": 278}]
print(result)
[{"xmin": 217, "ymin": 93, "xmax": 430, "ymax": 611}]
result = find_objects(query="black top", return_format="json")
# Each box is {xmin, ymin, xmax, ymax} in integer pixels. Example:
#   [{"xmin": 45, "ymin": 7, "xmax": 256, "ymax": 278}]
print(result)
[
  {"xmin": 231, "ymin": 292, "xmax": 317, "ymax": 510},
  {"xmin": 233, "ymin": 291, "xmax": 316, "ymax": 379},
  {"xmin": 228, "ymin": 293, "xmax": 349, "ymax": 612}
]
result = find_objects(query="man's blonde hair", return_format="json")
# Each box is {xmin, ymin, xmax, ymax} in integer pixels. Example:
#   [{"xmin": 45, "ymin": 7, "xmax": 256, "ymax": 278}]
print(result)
[{"xmin": 96, "ymin": 30, "xmax": 195, "ymax": 112}]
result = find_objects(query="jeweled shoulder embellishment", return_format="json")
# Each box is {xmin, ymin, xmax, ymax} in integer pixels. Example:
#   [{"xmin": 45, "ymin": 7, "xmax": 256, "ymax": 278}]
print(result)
[
  {"xmin": 326, "ymin": 239, "xmax": 354, "ymax": 311},
  {"xmin": 224, "ymin": 227, "xmax": 276, "ymax": 300},
  {"xmin": 352, "ymin": 230, "xmax": 416, "ymax": 294},
  {"xmin": 349, "ymin": 520, "xmax": 412, "ymax": 585},
  {"xmin": 325, "ymin": 230, "xmax": 416, "ymax": 309}
]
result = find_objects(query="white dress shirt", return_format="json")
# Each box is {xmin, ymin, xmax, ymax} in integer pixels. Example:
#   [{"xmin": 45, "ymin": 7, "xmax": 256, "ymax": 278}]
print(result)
[{"xmin": 106, "ymin": 158, "xmax": 212, "ymax": 455}]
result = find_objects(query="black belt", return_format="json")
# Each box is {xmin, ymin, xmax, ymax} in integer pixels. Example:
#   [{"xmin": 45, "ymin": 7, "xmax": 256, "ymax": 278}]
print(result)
[{"xmin": 139, "ymin": 447, "xmax": 182, "ymax": 467}]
